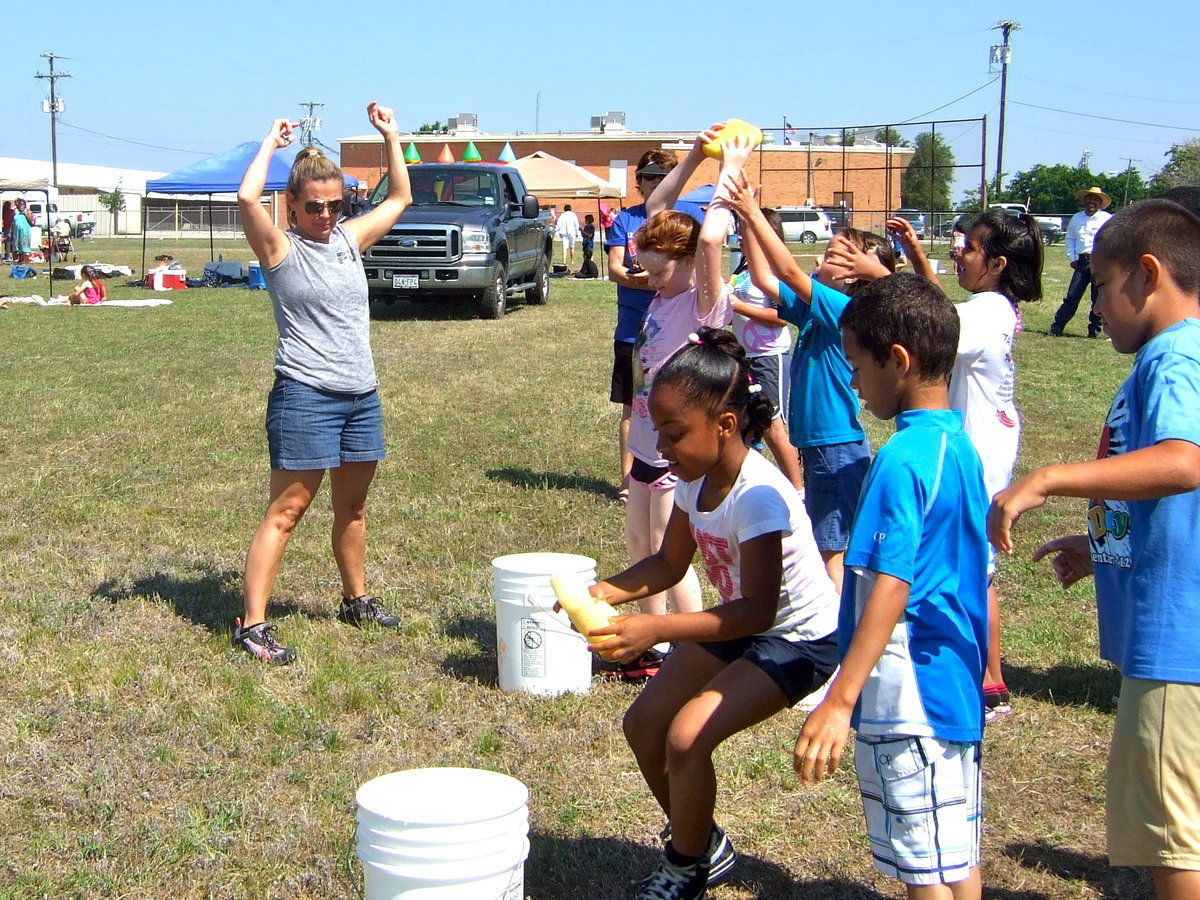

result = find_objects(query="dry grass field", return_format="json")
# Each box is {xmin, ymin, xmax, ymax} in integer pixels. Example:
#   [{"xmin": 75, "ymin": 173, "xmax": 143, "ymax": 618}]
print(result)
[{"xmin": 0, "ymin": 236, "xmax": 1152, "ymax": 898}]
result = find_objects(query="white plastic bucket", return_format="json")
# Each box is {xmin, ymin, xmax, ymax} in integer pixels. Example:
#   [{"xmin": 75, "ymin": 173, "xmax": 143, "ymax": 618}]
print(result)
[
  {"xmin": 492, "ymin": 552, "xmax": 596, "ymax": 696},
  {"xmin": 357, "ymin": 768, "xmax": 529, "ymax": 900}
]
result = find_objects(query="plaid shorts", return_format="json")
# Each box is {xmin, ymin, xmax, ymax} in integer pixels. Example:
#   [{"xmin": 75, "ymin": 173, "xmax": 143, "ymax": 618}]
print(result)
[{"xmin": 855, "ymin": 735, "xmax": 982, "ymax": 886}]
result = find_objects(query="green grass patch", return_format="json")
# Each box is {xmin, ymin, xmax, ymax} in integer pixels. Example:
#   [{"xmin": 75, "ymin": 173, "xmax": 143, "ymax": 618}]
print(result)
[{"xmin": 0, "ymin": 238, "xmax": 1148, "ymax": 897}]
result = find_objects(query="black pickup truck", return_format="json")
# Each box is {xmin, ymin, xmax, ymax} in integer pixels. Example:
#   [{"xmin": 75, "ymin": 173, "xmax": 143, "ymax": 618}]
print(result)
[{"xmin": 363, "ymin": 163, "xmax": 552, "ymax": 318}]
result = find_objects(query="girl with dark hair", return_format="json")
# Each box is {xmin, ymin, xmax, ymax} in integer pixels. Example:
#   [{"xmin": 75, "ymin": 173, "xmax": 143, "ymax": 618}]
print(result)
[
  {"xmin": 68, "ymin": 266, "xmax": 106, "ymax": 305},
  {"xmin": 582, "ymin": 326, "xmax": 840, "ymax": 900},
  {"xmin": 232, "ymin": 103, "xmax": 412, "ymax": 665}
]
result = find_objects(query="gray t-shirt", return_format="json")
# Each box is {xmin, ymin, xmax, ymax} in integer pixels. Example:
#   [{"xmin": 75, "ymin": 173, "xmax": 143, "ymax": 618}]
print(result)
[{"xmin": 263, "ymin": 223, "xmax": 376, "ymax": 394}]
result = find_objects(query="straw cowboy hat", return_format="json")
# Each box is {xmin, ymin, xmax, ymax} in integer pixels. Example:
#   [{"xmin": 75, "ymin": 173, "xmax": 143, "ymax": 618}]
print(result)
[{"xmin": 1076, "ymin": 186, "xmax": 1113, "ymax": 208}]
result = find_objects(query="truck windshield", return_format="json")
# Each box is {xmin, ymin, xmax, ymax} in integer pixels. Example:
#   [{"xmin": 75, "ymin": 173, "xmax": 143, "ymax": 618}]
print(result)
[{"xmin": 371, "ymin": 169, "xmax": 501, "ymax": 208}]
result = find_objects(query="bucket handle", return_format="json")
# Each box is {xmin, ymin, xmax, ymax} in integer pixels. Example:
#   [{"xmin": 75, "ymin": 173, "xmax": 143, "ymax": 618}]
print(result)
[{"xmin": 519, "ymin": 593, "xmax": 587, "ymax": 641}]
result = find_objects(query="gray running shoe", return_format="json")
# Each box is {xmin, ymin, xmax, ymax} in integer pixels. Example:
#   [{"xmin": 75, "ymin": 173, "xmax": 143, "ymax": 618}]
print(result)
[{"xmin": 338, "ymin": 594, "xmax": 401, "ymax": 628}]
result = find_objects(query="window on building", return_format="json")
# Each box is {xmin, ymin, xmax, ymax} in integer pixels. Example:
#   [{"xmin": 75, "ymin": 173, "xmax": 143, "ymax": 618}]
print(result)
[{"xmin": 609, "ymin": 160, "xmax": 628, "ymax": 198}]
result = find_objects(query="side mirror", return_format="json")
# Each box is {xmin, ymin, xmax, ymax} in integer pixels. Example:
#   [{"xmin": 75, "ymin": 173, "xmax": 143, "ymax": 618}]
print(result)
[{"xmin": 521, "ymin": 195, "xmax": 539, "ymax": 219}]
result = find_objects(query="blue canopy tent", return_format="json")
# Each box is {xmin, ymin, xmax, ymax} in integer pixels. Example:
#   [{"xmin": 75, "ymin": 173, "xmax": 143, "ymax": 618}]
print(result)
[{"xmin": 141, "ymin": 142, "xmax": 357, "ymax": 278}]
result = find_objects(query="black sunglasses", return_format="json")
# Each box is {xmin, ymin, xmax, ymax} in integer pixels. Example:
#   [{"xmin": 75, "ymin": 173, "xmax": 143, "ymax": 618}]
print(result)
[
  {"xmin": 637, "ymin": 173, "xmax": 666, "ymax": 183},
  {"xmin": 303, "ymin": 199, "xmax": 344, "ymax": 216}
]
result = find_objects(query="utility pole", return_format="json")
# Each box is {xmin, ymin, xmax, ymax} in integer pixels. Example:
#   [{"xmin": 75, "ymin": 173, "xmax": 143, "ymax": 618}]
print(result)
[
  {"xmin": 990, "ymin": 20, "xmax": 1019, "ymax": 198},
  {"xmin": 1120, "ymin": 157, "xmax": 1142, "ymax": 207},
  {"xmin": 298, "ymin": 101, "xmax": 324, "ymax": 147},
  {"xmin": 35, "ymin": 52, "xmax": 71, "ymax": 188}
]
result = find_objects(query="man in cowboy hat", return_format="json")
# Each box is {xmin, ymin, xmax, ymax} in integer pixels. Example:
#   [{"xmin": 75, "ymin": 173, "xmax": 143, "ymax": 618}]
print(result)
[{"xmin": 1049, "ymin": 186, "xmax": 1114, "ymax": 337}]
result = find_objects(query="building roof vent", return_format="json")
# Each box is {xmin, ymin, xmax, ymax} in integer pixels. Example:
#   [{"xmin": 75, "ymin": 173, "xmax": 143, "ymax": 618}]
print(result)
[
  {"xmin": 590, "ymin": 111, "xmax": 627, "ymax": 133},
  {"xmin": 448, "ymin": 113, "xmax": 479, "ymax": 133}
]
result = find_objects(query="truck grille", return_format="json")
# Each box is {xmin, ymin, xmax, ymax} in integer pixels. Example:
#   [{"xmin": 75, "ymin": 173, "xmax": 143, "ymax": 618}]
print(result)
[{"xmin": 367, "ymin": 225, "xmax": 460, "ymax": 264}]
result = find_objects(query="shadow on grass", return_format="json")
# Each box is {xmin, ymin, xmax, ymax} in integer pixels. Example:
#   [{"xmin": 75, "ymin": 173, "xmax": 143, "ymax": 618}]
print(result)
[
  {"xmin": 90, "ymin": 565, "xmax": 308, "ymax": 635},
  {"xmin": 487, "ymin": 466, "xmax": 618, "ymax": 501},
  {"xmin": 526, "ymin": 833, "xmax": 899, "ymax": 900},
  {"xmin": 369, "ymin": 298, "xmax": 536, "ymax": 323},
  {"xmin": 1004, "ymin": 662, "xmax": 1121, "ymax": 714},
  {"xmin": 1002, "ymin": 840, "xmax": 1154, "ymax": 899},
  {"xmin": 440, "ymin": 611, "xmax": 499, "ymax": 688}
]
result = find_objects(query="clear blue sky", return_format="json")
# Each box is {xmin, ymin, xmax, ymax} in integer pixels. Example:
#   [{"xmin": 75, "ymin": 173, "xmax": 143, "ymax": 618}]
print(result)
[{"xmin": 7, "ymin": 0, "xmax": 1197, "ymax": 199}]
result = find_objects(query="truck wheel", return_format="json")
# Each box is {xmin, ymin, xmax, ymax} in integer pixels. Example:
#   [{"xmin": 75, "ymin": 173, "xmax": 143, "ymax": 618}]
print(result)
[
  {"xmin": 1040, "ymin": 231, "xmax": 1052, "ymax": 246},
  {"xmin": 526, "ymin": 253, "xmax": 550, "ymax": 305},
  {"xmin": 479, "ymin": 261, "xmax": 508, "ymax": 319}
]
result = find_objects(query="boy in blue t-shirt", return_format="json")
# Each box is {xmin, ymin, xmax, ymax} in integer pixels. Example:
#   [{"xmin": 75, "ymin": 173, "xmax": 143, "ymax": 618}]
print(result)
[
  {"xmin": 795, "ymin": 273, "xmax": 989, "ymax": 899},
  {"xmin": 991, "ymin": 200, "xmax": 1200, "ymax": 900}
]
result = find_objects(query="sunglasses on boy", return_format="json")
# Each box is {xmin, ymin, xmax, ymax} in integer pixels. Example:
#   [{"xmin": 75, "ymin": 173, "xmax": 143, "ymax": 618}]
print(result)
[{"xmin": 303, "ymin": 199, "xmax": 344, "ymax": 216}]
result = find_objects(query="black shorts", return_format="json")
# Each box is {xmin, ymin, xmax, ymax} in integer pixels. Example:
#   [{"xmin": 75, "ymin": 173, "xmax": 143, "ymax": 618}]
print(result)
[
  {"xmin": 610, "ymin": 340, "xmax": 636, "ymax": 405},
  {"xmin": 699, "ymin": 631, "xmax": 838, "ymax": 707}
]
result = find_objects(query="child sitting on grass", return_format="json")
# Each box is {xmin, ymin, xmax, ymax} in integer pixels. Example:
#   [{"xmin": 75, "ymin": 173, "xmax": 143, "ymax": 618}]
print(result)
[
  {"xmin": 989, "ymin": 199, "xmax": 1200, "ymax": 900},
  {"xmin": 795, "ymin": 273, "xmax": 990, "ymax": 900},
  {"xmin": 584, "ymin": 327, "xmax": 839, "ymax": 900}
]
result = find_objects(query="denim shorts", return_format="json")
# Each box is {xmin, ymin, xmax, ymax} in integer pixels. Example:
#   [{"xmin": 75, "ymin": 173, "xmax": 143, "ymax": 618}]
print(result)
[
  {"xmin": 800, "ymin": 438, "xmax": 871, "ymax": 552},
  {"xmin": 698, "ymin": 631, "xmax": 838, "ymax": 707},
  {"xmin": 266, "ymin": 375, "xmax": 385, "ymax": 471}
]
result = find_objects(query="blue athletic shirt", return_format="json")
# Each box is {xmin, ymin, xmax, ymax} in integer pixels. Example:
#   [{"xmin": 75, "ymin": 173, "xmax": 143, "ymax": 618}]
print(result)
[
  {"xmin": 1089, "ymin": 319, "xmax": 1200, "ymax": 684},
  {"xmin": 841, "ymin": 408, "xmax": 989, "ymax": 742},
  {"xmin": 775, "ymin": 280, "xmax": 866, "ymax": 448},
  {"xmin": 605, "ymin": 201, "xmax": 706, "ymax": 344}
]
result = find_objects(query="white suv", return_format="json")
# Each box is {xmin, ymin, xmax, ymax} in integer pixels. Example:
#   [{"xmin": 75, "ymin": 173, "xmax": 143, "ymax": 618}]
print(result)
[{"xmin": 775, "ymin": 207, "xmax": 834, "ymax": 243}]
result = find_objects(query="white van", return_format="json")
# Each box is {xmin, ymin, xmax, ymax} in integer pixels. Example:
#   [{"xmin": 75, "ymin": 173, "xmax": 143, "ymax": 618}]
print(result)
[{"xmin": 774, "ymin": 206, "xmax": 833, "ymax": 243}]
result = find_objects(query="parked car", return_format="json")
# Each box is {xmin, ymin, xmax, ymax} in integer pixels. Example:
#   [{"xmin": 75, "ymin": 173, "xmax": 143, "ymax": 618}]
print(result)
[
  {"xmin": 775, "ymin": 207, "xmax": 833, "ymax": 243},
  {"xmin": 894, "ymin": 208, "xmax": 926, "ymax": 237},
  {"xmin": 362, "ymin": 163, "xmax": 552, "ymax": 319},
  {"xmin": 988, "ymin": 203, "xmax": 1064, "ymax": 246},
  {"xmin": 821, "ymin": 206, "xmax": 851, "ymax": 231}
]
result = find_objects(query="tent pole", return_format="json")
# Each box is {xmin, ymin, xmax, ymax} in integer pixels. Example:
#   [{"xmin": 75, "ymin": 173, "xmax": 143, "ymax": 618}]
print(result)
[
  {"xmin": 208, "ymin": 194, "xmax": 215, "ymax": 262},
  {"xmin": 140, "ymin": 199, "xmax": 147, "ymax": 283}
]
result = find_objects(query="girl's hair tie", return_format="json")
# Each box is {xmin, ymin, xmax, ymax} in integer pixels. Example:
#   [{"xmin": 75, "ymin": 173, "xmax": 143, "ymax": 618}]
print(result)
[
  {"xmin": 748, "ymin": 383, "xmax": 763, "ymax": 394},
  {"xmin": 687, "ymin": 332, "xmax": 703, "ymax": 346}
]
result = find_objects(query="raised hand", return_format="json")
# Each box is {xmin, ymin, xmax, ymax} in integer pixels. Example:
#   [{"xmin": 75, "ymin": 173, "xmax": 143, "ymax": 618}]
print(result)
[
  {"xmin": 367, "ymin": 102, "xmax": 399, "ymax": 137},
  {"xmin": 265, "ymin": 119, "xmax": 298, "ymax": 149},
  {"xmin": 720, "ymin": 168, "xmax": 757, "ymax": 212},
  {"xmin": 885, "ymin": 216, "xmax": 920, "ymax": 257}
]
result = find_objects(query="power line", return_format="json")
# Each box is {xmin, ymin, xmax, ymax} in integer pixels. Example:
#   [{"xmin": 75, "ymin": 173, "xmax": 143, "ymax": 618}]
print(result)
[
  {"xmin": 1020, "ymin": 75, "xmax": 1200, "ymax": 108},
  {"xmin": 58, "ymin": 120, "xmax": 213, "ymax": 155},
  {"xmin": 900, "ymin": 77, "xmax": 999, "ymax": 124},
  {"xmin": 1010, "ymin": 100, "xmax": 1200, "ymax": 132}
]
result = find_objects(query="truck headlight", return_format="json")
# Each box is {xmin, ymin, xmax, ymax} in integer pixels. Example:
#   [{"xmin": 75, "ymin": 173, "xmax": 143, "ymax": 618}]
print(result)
[{"xmin": 462, "ymin": 228, "xmax": 491, "ymax": 254}]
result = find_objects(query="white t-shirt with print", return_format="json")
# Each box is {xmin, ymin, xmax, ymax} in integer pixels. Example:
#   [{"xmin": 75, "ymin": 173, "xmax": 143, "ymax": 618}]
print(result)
[
  {"xmin": 949, "ymin": 290, "xmax": 1020, "ymax": 500},
  {"xmin": 674, "ymin": 450, "xmax": 838, "ymax": 642}
]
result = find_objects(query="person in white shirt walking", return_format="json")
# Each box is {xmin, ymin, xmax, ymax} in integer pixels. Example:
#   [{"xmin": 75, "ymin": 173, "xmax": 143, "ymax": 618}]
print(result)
[
  {"xmin": 1049, "ymin": 186, "xmax": 1114, "ymax": 337},
  {"xmin": 555, "ymin": 203, "xmax": 582, "ymax": 268}
]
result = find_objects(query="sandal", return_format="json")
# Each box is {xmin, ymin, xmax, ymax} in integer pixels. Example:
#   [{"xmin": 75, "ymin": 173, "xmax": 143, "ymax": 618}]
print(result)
[{"xmin": 615, "ymin": 488, "xmax": 629, "ymax": 506}]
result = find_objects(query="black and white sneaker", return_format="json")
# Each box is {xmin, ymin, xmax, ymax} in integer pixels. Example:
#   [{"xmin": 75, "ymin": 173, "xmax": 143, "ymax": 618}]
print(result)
[
  {"xmin": 658, "ymin": 823, "xmax": 739, "ymax": 886},
  {"xmin": 233, "ymin": 619, "xmax": 295, "ymax": 665},
  {"xmin": 338, "ymin": 594, "xmax": 401, "ymax": 628},
  {"xmin": 636, "ymin": 851, "xmax": 708, "ymax": 900}
]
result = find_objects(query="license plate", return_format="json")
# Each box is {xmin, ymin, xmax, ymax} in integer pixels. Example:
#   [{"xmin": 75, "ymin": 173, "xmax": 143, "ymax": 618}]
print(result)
[{"xmin": 392, "ymin": 273, "xmax": 419, "ymax": 289}]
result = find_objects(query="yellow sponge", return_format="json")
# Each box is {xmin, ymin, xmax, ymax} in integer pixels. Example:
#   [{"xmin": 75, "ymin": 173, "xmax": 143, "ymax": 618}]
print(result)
[
  {"xmin": 702, "ymin": 119, "xmax": 763, "ymax": 159},
  {"xmin": 551, "ymin": 573, "xmax": 620, "ymax": 659}
]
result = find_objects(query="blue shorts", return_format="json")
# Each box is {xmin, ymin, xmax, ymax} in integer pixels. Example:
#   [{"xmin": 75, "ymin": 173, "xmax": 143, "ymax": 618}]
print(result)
[
  {"xmin": 698, "ymin": 631, "xmax": 838, "ymax": 707},
  {"xmin": 800, "ymin": 439, "xmax": 871, "ymax": 552},
  {"xmin": 266, "ymin": 375, "xmax": 385, "ymax": 471}
]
